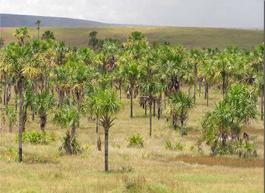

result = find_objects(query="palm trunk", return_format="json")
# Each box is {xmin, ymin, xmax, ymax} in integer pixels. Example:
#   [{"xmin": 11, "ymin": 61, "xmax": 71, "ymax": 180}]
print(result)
[
  {"xmin": 206, "ymin": 82, "xmax": 209, "ymax": 107},
  {"xmin": 144, "ymin": 101, "xmax": 147, "ymax": 116},
  {"xmin": 3, "ymin": 81, "xmax": 6, "ymax": 106},
  {"xmin": 119, "ymin": 85, "xmax": 122, "ymax": 100},
  {"xmin": 222, "ymin": 70, "xmax": 226, "ymax": 98},
  {"xmin": 69, "ymin": 123, "xmax": 77, "ymax": 154},
  {"xmin": 193, "ymin": 64, "xmax": 197, "ymax": 104},
  {"xmin": 9, "ymin": 122, "xmax": 12, "ymax": 133},
  {"xmin": 172, "ymin": 112, "xmax": 177, "ymax": 129},
  {"xmin": 199, "ymin": 80, "xmax": 202, "ymax": 96},
  {"xmin": 15, "ymin": 91, "xmax": 18, "ymax": 111},
  {"xmin": 17, "ymin": 78, "xmax": 24, "ymax": 162},
  {"xmin": 153, "ymin": 100, "xmax": 156, "ymax": 116},
  {"xmin": 157, "ymin": 93, "xmax": 162, "ymax": 120},
  {"xmin": 104, "ymin": 127, "xmax": 109, "ymax": 172},
  {"xmin": 261, "ymin": 89, "xmax": 264, "ymax": 120},
  {"xmin": 149, "ymin": 98, "xmax": 152, "ymax": 137},
  {"xmin": 130, "ymin": 89, "xmax": 133, "ymax": 118},
  {"xmin": 96, "ymin": 116, "xmax": 101, "ymax": 151},
  {"xmin": 77, "ymin": 100, "xmax": 81, "ymax": 128},
  {"xmin": 40, "ymin": 114, "xmax": 47, "ymax": 132},
  {"xmin": 22, "ymin": 108, "xmax": 27, "ymax": 132}
]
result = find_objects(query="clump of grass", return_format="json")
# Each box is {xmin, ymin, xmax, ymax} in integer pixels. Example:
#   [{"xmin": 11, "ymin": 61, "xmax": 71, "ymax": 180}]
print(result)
[
  {"xmin": 18, "ymin": 131, "xmax": 55, "ymax": 145},
  {"xmin": 123, "ymin": 175, "xmax": 146, "ymax": 193},
  {"xmin": 128, "ymin": 134, "xmax": 144, "ymax": 148},
  {"xmin": 147, "ymin": 184, "xmax": 175, "ymax": 193},
  {"xmin": 117, "ymin": 165, "xmax": 134, "ymax": 173},
  {"xmin": 165, "ymin": 140, "xmax": 184, "ymax": 151}
]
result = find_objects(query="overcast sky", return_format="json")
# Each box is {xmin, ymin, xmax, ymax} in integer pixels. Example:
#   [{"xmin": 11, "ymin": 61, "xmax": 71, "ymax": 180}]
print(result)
[{"xmin": 0, "ymin": 0, "xmax": 263, "ymax": 29}]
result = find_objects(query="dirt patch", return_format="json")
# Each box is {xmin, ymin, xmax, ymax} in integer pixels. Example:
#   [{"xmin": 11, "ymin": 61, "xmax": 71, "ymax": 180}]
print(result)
[{"xmin": 168, "ymin": 155, "xmax": 264, "ymax": 168}]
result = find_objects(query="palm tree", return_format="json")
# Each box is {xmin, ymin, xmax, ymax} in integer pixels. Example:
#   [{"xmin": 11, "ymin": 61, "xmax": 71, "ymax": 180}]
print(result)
[
  {"xmin": 188, "ymin": 49, "xmax": 204, "ymax": 104},
  {"xmin": 139, "ymin": 50, "xmax": 161, "ymax": 137},
  {"xmin": 54, "ymin": 102, "xmax": 80, "ymax": 154},
  {"xmin": 14, "ymin": 27, "xmax": 30, "ymax": 46},
  {"xmin": 41, "ymin": 30, "xmax": 55, "ymax": 40},
  {"xmin": 33, "ymin": 90, "xmax": 54, "ymax": 132},
  {"xmin": 121, "ymin": 61, "xmax": 140, "ymax": 118},
  {"xmin": 168, "ymin": 92, "xmax": 193, "ymax": 132},
  {"xmin": 88, "ymin": 88, "xmax": 121, "ymax": 171},
  {"xmin": 2, "ymin": 41, "xmax": 38, "ymax": 162},
  {"xmin": 88, "ymin": 31, "xmax": 99, "ymax": 50},
  {"xmin": 35, "ymin": 20, "xmax": 41, "ymax": 40}
]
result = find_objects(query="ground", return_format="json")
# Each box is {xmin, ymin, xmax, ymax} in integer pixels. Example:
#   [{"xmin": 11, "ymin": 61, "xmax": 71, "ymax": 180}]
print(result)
[
  {"xmin": 1, "ymin": 26, "xmax": 263, "ymax": 48},
  {"xmin": 0, "ymin": 87, "xmax": 263, "ymax": 193}
]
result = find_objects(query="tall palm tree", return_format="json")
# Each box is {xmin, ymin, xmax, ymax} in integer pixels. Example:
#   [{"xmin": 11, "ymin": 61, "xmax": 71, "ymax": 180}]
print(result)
[
  {"xmin": 139, "ymin": 50, "xmax": 161, "ymax": 137},
  {"xmin": 88, "ymin": 88, "xmax": 121, "ymax": 171},
  {"xmin": 2, "ymin": 41, "xmax": 39, "ymax": 162},
  {"xmin": 35, "ymin": 20, "xmax": 41, "ymax": 40}
]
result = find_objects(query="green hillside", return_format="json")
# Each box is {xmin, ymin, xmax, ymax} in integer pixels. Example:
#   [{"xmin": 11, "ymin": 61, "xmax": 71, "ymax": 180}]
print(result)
[{"xmin": 1, "ymin": 26, "xmax": 263, "ymax": 48}]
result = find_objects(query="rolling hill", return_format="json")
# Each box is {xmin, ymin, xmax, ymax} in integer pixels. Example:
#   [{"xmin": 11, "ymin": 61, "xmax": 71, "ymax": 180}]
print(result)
[
  {"xmin": 1, "ymin": 26, "xmax": 263, "ymax": 49},
  {"xmin": 0, "ymin": 14, "xmax": 263, "ymax": 48},
  {"xmin": 0, "ymin": 13, "xmax": 110, "ymax": 27}
]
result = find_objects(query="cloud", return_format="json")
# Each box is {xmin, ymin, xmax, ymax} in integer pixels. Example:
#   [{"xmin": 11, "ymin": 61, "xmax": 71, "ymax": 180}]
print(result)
[{"xmin": 0, "ymin": 0, "xmax": 263, "ymax": 28}]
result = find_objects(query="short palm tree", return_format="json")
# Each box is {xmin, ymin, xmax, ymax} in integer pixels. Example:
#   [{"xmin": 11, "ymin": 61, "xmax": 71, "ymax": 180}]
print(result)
[
  {"xmin": 168, "ymin": 91, "xmax": 193, "ymax": 130},
  {"xmin": 14, "ymin": 27, "xmax": 30, "ymax": 45},
  {"xmin": 33, "ymin": 90, "xmax": 54, "ymax": 132},
  {"xmin": 54, "ymin": 102, "xmax": 80, "ymax": 154},
  {"xmin": 121, "ymin": 61, "xmax": 140, "ymax": 118}
]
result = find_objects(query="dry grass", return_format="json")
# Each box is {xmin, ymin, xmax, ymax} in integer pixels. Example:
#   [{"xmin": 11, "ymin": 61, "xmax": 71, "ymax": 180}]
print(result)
[
  {"xmin": 1, "ymin": 26, "xmax": 263, "ymax": 48},
  {"xmin": 0, "ymin": 88, "xmax": 263, "ymax": 193}
]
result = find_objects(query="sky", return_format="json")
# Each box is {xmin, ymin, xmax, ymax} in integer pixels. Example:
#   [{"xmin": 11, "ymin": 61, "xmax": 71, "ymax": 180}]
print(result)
[{"xmin": 0, "ymin": 0, "xmax": 263, "ymax": 29}]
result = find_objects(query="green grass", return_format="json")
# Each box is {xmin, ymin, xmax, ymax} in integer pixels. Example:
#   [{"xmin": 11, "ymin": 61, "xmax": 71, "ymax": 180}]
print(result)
[
  {"xmin": 0, "ymin": 87, "xmax": 263, "ymax": 193},
  {"xmin": 2, "ymin": 26, "xmax": 263, "ymax": 48}
]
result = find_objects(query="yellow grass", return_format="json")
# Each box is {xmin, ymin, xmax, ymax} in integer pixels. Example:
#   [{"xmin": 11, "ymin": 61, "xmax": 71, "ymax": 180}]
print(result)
[{"xmin": 0, "ymin": 88, "xmax": 263, "ymax": 193}]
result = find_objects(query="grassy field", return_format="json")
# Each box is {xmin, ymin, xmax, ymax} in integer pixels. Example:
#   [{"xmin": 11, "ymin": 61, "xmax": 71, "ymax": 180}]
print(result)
[
  {"xmin": 0, "ymin": 87, "xmax": 263, "ymax": 193},
  {"xmin": 1, "ymin": 26, "xmax": 263, "ymax": 48}
]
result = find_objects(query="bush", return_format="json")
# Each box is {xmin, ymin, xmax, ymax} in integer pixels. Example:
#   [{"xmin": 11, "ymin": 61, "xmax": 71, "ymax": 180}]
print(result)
[
  {"xmin": 211, "ymin": 139, "xmax": 258, "ymax": 158},
  {"xmin": 123, "ymin": 176, "xmax": 146, "ymax": 193},
  {"xmin": 128, "ymin": 134, "xmax": 144, "ymax": 148},
  {"xmin": 236, "ymin": 140, "xmax": 257, "ymax": 158},
  {"xmin": 59, "ymin": 130, "xmax": 82, "ymax": 155},
  {"xmin": 20, "ymin": 131, "xmax": 55, "ymax": 144},
  {"xmin": 165, "ymin": 140, "xmax": 184, "ymax": 151}
]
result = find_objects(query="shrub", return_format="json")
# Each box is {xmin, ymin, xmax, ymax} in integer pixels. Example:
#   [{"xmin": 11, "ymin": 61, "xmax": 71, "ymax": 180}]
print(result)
[
  {"xmin": 236, "ymin": 140, "xmax": 257, "ymax": 158},
  {"xmin": 211, "ymin": 139, "xmax": 258, "ymax": 158},
  {"xmin": 123, "ymin": 176, "xmax": 146, "ymax": 193},
  {"xmin": 165, "ymin": 140, "xmax": 184, "ymax": 151},
  {"xmin": 59, "ymin": 130, "xmax": 82, "ymax": 155},
  {"xmin": 128, "ymin": 134, "xmax": 144, "ymax": 148},
  {"xmin": 20, "ymin": 131, "xmax": 55, "ymax": 144}
]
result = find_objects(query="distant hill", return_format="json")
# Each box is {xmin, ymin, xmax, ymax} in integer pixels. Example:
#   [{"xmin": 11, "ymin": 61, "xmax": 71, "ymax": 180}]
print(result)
[{"xmin": 0, "ymin": 13, "xmax": 110, "ymax": 28}]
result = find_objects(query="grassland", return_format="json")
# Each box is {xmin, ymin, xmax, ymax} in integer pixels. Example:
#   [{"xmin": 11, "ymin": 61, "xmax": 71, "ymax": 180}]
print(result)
[
  {"xmin": 1, "ymin": 26, "xmax": 263, "ymax": 48},
  {"xmin": 0, "ymin": 87, "xmax": 263, "ymax": 193}
]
